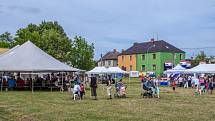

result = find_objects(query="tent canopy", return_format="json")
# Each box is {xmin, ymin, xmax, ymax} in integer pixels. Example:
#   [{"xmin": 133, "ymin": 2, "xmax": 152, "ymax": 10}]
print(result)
[
  {"xmin": 164, "ymin": 64, "xmax": 186, "ymax": 74},
  {"xmin": 86, "ymin": 66, "xmax": 128, "ymax": 74},
  {"xmin": 86, "ymin": 67, "xmax": 108, "ymax": 74},
  {"xmin": 184, "ymin": 64, "xmax": 215, "ymax": 74},
  {"xmin": 107, "ymin": 67, "xmax": 129, "ymax": 74},
  {"xmin": 0, "ymin": 41, "xmax": 79, "ymax": 72}
]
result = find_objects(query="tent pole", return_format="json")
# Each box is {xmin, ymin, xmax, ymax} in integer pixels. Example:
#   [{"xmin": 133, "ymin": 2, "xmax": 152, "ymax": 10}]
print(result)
[
  {"xmin": 62, "ymin": 72, "xmax": 64, "ymax": 92},
  {"xmin": 31, "ymin": 73, "xmax": 34, "ymax": 94},
  {"xmin": 1, "ymin": 72, "xmax": 3, "ymax": 93}
]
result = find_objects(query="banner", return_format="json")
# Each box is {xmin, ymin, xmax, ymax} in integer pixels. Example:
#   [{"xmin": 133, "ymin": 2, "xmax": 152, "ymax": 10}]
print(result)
[
  {"xmin": 164, "ymin": 62, "xmax": 173, "ymax": 70},
  {"xmin": 129, "ymin": 71, "xmax": 139, "ymax": 78},
  {"xmin": 180, "ymin": 60, "xmax": 191, "ymax": 69}
]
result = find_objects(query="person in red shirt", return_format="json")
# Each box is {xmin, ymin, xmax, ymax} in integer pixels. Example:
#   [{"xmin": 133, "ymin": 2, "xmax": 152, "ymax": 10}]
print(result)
[
  {"xmin": 80, "ymin": 83, "xmax": 86, "ymax": 100},
  {"xmin": 171, "ymin": 79, "xmax": 176, "ymax": 93}
]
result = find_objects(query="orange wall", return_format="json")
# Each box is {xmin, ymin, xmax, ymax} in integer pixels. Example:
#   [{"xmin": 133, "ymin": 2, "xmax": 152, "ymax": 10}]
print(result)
[{"xmin": 118, "ymin": 54, "xmax": 136, "ymax": 71}]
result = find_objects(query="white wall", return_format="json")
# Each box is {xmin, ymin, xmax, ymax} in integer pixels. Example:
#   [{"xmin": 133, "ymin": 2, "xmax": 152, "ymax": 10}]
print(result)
[{"xmin": 97, "ymin": 60, "xmax": 118, "ymax": 67}]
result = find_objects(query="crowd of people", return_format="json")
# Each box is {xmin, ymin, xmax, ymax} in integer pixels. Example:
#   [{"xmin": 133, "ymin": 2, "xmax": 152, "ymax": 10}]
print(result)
[
  {"xmin": 69, "ymin": 74, "xmax": 128, "ymax": 100},
  {"xmin": 1, "ymin": 72, "xmax": 215, "ymax": 101},
  {"xmin": 169, "ymin": 74, "xmax": 215, "ymax": 95}
]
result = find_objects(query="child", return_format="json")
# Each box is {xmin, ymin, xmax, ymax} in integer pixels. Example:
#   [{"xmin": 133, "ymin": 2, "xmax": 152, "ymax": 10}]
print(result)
[
  {"xmin": 171, "ymin": 80, "xmax": 176, "ymax": 93},
  {"xmin": 80, "ymin": 83, "xmax": 86, "ymax": 100},
  {"xmin": 199, "ymin": 77, "xmax": 205, "ymax": 94},
  {"xmin": 155, "ymin": 78, "xmax": 160, "ymax": 98},
  {"xmin": 205, "ymin": 80, "xmax": 209, "ymax": 94}
]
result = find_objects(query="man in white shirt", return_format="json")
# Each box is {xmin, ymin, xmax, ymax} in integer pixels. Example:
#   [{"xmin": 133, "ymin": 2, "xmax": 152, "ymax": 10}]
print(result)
[{"xmin": 73, "ymin": 84, "xmax": 81, "ymax": 95}]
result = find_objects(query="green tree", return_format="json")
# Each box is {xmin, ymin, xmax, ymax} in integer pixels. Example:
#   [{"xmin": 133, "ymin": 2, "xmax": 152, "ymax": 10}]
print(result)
[
  {"xmin": 0, "ymin": 32, "xmax": 13, "ymax": 42},
  {"xmin": 0, "ymin": 41, "xmax": 10, "ymax": 48},
  {"xmin": 12, "ymin": 21, "xmax": 95, "ymax": 70},
  {"xmin": 12, "ymin": 21, "xmax": 71, "ymax": 62},
  {"xmin": 191, "ymin": 51, "xmax": 207, "ymax": 67},
  {"xmin": 69, "ymin": 36, "xmax": 95, "ymax": 70},
  {"xmin": 0, "ymin": 32, "xmax": 13, "ymax": 48}
]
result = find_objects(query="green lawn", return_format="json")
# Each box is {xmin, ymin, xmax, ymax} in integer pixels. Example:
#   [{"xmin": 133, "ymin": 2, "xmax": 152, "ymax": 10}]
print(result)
[{"xmin": 0, "ymin": 79, "xmax": 215, "ymax": 121}]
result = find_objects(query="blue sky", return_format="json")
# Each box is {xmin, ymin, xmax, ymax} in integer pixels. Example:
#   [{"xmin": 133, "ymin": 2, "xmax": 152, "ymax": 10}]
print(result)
[{"xmin": 0, "ymin": 0, "xmax": 215, "ymax": 59}]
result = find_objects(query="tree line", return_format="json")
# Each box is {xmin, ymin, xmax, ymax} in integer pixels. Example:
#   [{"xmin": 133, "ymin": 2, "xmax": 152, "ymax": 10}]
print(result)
[{"xmin": 0, "ymin": 21, "xmax": 95, "ymax": 71}]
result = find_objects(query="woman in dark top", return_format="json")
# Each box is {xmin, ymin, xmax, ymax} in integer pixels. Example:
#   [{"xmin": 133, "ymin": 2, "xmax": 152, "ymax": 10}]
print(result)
[
  {"xmin": 90, "ymin": 75, "xmax": 98, "ymax": 100},
  {"xmin": 209, "ymin": 78, "xmax": 214, "ymax": 95}
]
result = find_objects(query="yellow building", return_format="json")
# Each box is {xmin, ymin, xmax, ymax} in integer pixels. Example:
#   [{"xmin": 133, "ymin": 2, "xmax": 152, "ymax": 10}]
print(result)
[{"xmin": 118, "ymin": 54, "xmax": 136, "ymax": 71}]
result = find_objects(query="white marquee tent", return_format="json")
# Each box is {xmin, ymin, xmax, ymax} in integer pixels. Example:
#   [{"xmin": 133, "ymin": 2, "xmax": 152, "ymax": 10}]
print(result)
[
  {"xmin": 184, "ymin": 64, "xmax": 215, "ymax": 74},
  {"xmin": 0, "ymin": 41, "xmax": 79, "ymax": 72},
  {"xmin": 107, "ymin": 67, "xmax": 129, "ymax": 74},
  {"xmin": 86, "ymin": 67, "xmax": 108, "ymax": 74},
  {"xmin": 164, "ymin": 64, "xmax": 187, "ymax": 74},
  {"xmin": 86, "ymin": 66, "xmax": 129, "ymax": 74},
  {"xmin": 0, "ymin": 41, "xmax": 80, "ymax": 93}
]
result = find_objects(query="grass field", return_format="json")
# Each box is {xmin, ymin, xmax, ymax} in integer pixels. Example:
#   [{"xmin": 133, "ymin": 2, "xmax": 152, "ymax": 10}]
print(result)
[{"xmin": 0, "ymin": 79, "xmax": 215, "ymax": 121}]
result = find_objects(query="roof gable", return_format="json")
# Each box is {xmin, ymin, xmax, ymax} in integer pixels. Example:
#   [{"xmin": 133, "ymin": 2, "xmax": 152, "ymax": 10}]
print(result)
[
  {"xmin": 0, "ymin": 41, "xmax": 79, "ymax": 72},
  {"xmin": 120, "ymin": 40, "xmax": 185, "ymax": 55},
  {"xmin": 99, "ymin": 50, "xmax": 120, "ymax": 61}
]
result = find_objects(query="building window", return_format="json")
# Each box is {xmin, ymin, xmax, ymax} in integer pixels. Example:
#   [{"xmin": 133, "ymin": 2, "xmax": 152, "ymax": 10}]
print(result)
[
  {"xmin": 130, "ymin": 55, "xmax": 132, "ymax": 61},
  {"xmin": 122, "ymin": 66, "xmax": 126, "ymax": 71},
  {"xmin": 152, "ymin": 54, "xmax": 156, "ymax": 59},
  {"xmin": 108, "ymin": 61, "xmax": 111, "ymax": 66},
  {"xmin": 153, "ymin": 64, "xmax": 156, "ymax": 70},
  {"xmin": 180, "ymin": 54, "xmax": 183, "ymax": 60},
  {"xmin": 130, "ymin": 65, "xmax": 132, "ymax": 71},
  {"xmin": 142, "ymin": 65, "xmax": 145, "ymax": 71},
  {"xmin": 142, "ymin": 55, "xmax": 145, "ymax": 60},
  {"xmin": 102, "ymin": 61, "xmax": 105, "ymax": 66},
  {"xmin": 122, "ymin": 56, "xmax": 124, "ymax": 62}
]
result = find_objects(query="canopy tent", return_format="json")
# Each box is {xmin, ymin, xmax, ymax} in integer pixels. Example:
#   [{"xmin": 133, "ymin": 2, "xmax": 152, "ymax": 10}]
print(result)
[
  {"xmin": 107, "ymin": 67, "xmax": 129, "ymax": 74},
  {"xmin": 0, "ymin": 41, "xmax": 79, "ymax": 93},
  {"xmin": 86, "ymin": 66, "xmax": 129, "ymax": 74},
  {"xmin": 86, "ymin": 67, "xmax": 108, "ymax": 74},
  {"xmin": 184, "ymin": 64, "xmax": 215, "ymax": 74},
  {"xmin": 0, "ymin": 41, "xmax": 79, "ymax": 72},
  {"xmin": 164, "ymin": 64, "xmax": 187, "ymax": 74}
]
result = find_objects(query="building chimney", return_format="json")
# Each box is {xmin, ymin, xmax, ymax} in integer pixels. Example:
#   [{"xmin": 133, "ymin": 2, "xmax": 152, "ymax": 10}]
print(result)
[
  {"xmin": 113, "ymin": 49, "xmax": 117, "ymax": 52},
  {"xmin": 133, "ymin": 42, "xmax": 138, "ymax": 46},
  {"xmin": 150, "ymin": 38, "xmax": 155, "ymax": 42},
  {"xmin": 122, "ymin": 49, "xmax": 125, "ymax": 52}
]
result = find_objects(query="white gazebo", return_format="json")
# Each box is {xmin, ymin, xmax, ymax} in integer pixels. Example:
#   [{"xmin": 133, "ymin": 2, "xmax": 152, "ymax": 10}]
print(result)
[
  {"xmin": 107, "ymin": 67, "xmax": 129, "ymax": 74},
  {"xmin": 86, "ymin": 67, "xmax": 108, "ymax": 74},
  {"xmin": 164, "ymin": 64, "xmax": 187, "ymax": 74}
]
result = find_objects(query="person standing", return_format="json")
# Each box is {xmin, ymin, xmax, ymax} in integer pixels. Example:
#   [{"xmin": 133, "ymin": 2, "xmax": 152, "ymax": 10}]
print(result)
[
  {"xmin": 73, "ymin": 82, "xmax": 81, "ymax": 100},
  {"xmin": 209, "ymin": 78, "xmax": 214, "ymax": 95},
  {"xmin": 171, "ymin": 79, "xmax": 176, "ymax": 93},
  {"xmin": 184, "ymin": 76, "xmax": 189, "ymax": 88},
  {"xmin": 80, "ymin": 83, "xmax": 86, "ymax": 100},
  {"xmin": 178, "ymin": 76, "xmax": 184, "ymax": 87},
  {"xmin": 90, "ymin": 75, "xmax": 98, "ymax": 100},
  {"xmin": 199, "ymin": 77, "xmax": 205, "ymax": 95},
  {"xmin": 154, "ymin": 77, "xmax": 160, "ymax": 98},
  {"xmin": 107, "ymin": 79, "xmax": 112, "ymax": 99}
]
